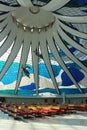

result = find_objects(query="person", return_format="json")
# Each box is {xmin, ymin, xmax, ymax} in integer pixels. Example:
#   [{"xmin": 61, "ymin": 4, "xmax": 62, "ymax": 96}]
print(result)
[{"xmin": 21, "ymin": 65, "xmax": 31, "ymax": 78}]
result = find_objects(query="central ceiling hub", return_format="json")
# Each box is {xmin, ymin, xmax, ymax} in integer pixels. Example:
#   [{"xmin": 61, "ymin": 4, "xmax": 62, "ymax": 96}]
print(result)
[
  {"xmin": 11, "ymin": 6, "xmax": 55, "ymax": 33},
  {"xmin": 29, "ymin": 6, "xmax": 40, "ymax": 14}
]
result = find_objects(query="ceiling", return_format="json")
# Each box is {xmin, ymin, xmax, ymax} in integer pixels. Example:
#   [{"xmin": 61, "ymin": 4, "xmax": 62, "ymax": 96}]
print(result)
[{"xmin": 0, "ymin": 0, "xmax": 87, "ymax": 95}]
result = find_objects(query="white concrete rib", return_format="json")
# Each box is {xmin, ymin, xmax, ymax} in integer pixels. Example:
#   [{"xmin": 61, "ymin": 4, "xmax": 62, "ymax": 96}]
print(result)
[
  {"xmin": 0, "ymin": 16, "xmax": 13, "ymax": 42},
  {"xmin": 57, "ymin": 23, "xmax": 87, "ymax": 54},
  {"xmin": 56, "ymin": 14, "xmax": 87, "ymax": 23},
  {"xmin": 17, "ymin": 0, "xmax": 33, "ymax": 7},
  {"xmin": 31, "ymin": 33, "xmax": 39, "ymax": 96},
  {"xmin": 42, "ymin": 0, "xmax": 70, "ymax": 11},
  {"xmin": 39, "ymin": 32, "xmax": 60, "ymax": 94},
  {"xmin": 0, "ymin": 3, "xmax": 17, "ymax": 11},
  {"xmin": 58, "ymin": 20, "xmax": 87, "ymax": 40},
  {"xmin": 0, "ymin": 19, "xmax": 17, "ymax": 57},
  {"xmin": 15, "ymin": 32, "xmax": 31, "ymax": 94},
  {"xmin": 0, "ymin": 28, "xmax": 23, "ymax": 80},
  {"xmin": 46, "ymin": 27, "xmax": 83, "ymax": 93}
]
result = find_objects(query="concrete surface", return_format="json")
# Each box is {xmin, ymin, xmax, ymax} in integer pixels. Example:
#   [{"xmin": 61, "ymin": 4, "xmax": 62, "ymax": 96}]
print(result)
[{"xmin": 0, "ymin": 111, "xmax": 87, "ymax": 130}]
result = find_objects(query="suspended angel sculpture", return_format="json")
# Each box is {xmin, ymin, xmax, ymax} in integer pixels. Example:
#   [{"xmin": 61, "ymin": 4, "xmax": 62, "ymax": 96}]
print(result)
[
  {"xmin": 0, "ymin": 0, "xmax": 87, "ymax": 95},
  {"xmin": 21, "ymin": 65, "xmax": 31, "ymax": 78}
]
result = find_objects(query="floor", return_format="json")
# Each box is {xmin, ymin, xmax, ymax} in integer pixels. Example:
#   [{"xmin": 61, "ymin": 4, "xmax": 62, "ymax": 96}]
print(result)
[{"xmin": 0, "ymin": 111, "xmax": 87, "ymax": 130}]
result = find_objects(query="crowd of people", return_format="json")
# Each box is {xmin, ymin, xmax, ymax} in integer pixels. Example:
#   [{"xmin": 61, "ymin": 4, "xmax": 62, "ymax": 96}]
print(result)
[{"xmin": 0, "ymin": 101, "xmax": 87, "ymax": 121}]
